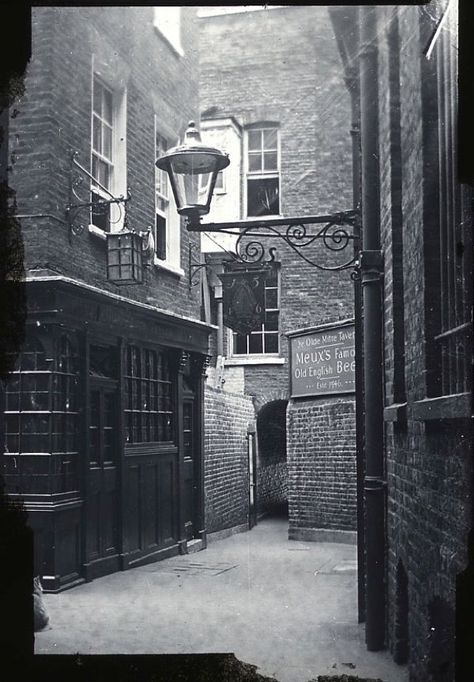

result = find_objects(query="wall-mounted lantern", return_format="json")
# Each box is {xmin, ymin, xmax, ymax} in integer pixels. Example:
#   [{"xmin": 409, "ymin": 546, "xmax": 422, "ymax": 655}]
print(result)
[
  {"xmin": 106, "ymin": 229, "xmax": 144, "ymax": 284},
  {"xmin": 65, "ymin": 151, "xmax": 150, "ymax": 284}
]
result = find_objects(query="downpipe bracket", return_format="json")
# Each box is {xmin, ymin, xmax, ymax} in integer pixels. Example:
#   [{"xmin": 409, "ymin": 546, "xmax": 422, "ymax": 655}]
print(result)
[
  {"xmin": 364, "ymin": 476, "xmax": 387, "ymax": 492},
  {"xmin": 360, "ymin": 250, "xmax": 384, "ymax": 284}
]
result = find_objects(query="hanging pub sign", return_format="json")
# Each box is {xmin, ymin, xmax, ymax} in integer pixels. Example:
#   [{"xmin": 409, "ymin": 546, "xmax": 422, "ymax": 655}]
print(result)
[{"xmin": 218, "ymin": 265, "xmax": 269, "ymax": 335}]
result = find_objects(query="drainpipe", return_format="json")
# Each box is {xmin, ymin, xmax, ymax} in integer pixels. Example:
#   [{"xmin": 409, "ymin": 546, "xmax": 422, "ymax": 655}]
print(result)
[
  {"xmin": 359, "ymin": 6, "xmax": 386, "ymax": 651},
  {"xmin": 328, "ymin": 4, "xmax": 365, "ymax": 626},
  {"xmin": 346, "ymin": 65, "xmax": 366, "ymax": 626}
]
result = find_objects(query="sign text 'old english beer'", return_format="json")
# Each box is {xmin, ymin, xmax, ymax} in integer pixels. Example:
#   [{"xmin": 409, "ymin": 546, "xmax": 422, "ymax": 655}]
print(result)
[{"xmin": 289, "ymin": 323, "xmax": 355, "ymax": 397}]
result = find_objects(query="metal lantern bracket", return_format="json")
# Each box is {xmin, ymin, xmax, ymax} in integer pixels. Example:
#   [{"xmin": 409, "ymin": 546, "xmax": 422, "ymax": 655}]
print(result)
[
  {"xmin": 65, "ymin": 151, "xmax": 131, "ymax": 236},
  {"xmin": 187, "ymin": 209, "xmax": 361, "ymax": 272},
  {"xmin": 155, "ymin": 121, "xmax": 360, "ymax": 273}
]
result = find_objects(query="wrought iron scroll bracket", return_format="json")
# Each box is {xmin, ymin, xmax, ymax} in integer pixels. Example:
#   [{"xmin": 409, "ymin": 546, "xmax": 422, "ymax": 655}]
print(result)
[
  {"xmin": 65, "ymin": 151, "xmax": 131, "ymax": 237},
  {"xmin": 188, "ymin": 209, "xmax": 361, "ymax": 273},
  {"xmin": 188, "ymin": 244, "xmax": 210, "ymax": 291}
]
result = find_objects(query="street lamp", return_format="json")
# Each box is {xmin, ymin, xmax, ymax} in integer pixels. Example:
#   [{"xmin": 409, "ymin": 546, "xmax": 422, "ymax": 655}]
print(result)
[
  {"xmin": 156, "ymin": 121, "xmax": 359, "ymax": 272},
  {"xmin": 155, "ymin": 120, "xmax": 230, "ymax": 224}
]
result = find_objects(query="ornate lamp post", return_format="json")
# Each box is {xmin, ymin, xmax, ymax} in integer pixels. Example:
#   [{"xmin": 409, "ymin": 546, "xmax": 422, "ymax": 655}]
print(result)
[
  {"xmin": 156, "ymin": 121, "xmax": 360, "ymax": 272},
  {"xmin": 155, "ymin": 120, "xmax": 230, "ymax": 224}
]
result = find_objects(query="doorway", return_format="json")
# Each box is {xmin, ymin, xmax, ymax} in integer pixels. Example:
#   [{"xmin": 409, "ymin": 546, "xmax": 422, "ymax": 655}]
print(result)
[
  {"xmin": 256, "ymin": 399, "xmax": 288, "ymax": 519},
  {"xmin": 84, "ymin": 377, "xmax": 120, "ymax": 579},
  {"xmin": 182, "ymin": 396, "xmax": 198, "ymax": 540}
]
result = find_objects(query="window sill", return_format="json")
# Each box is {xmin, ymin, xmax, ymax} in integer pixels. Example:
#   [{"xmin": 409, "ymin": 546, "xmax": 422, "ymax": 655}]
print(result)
[
  {"xmin": 244, "ymin": 214, "xmax": 281, "ymax": 221},
  {"xmin": 88, "ymin": 224, "xmax": 107, "ymax": 241},
  {"xmin": 154, "ymin": 258, "xmax": 184, "ymax": 278},
  {"xmin": 383, "ymin": 402, "xmax": 407, "ymax": 422},
  {"xmin": 225, "ymin": 355, "xmax": 286, "ymax": 366},
  {"xmin": 412, "ymin": 392, "xmax": 472, "ymax": 421}
]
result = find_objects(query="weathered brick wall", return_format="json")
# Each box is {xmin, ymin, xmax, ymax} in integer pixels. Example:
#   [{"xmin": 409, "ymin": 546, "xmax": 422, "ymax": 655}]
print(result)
[
  {"xmin": 204, "ymin": 385, "xmax": 255, "ymax": 533},
  {"xmin": 378, "ymin": 5, "xmax": 472, "ymax": 678},
  {"xmin": 10, "ymin": 6, "xmax": 202, "ymax": 321},
  {"xmin": 287, "ymin": 397, "xmax": 356, "ymax": 535},
  {"xmin": 256, "ymin": 462, "xmax": 287, "ymax": 517},
  {"xmin": 199, "ymin": 6, "xmax": 354, "ymax": 406},
  {"xmin": 200, "ymin": 7, "xmax": 356, "ymax": 536},
  {"xmin": 255, "ymin": 399, "xmax": 288, "ymax": 517}
]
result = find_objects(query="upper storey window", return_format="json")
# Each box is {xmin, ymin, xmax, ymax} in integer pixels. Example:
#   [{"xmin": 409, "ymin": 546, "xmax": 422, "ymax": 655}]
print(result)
[
  {"xmin": 154, "ymin": 121, "xmax": 182, "ymax": 273},
  {"xmin": 153, "ymin": 7, "xmax": 183, "ymax": 56},
  {"xmin": 90, "ymin": 75, "xmax": 127, "ymax": 231},
  {"xmin": 246, "ymin": 125, "xmax": 280, "ymax": 217}
]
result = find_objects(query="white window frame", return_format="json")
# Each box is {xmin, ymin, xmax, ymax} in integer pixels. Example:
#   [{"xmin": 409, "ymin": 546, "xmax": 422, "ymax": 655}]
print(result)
[
  {"xmin": 153, "ymin": 7, "xmax": 183, "ymax": 56},
  {"xmin": 90, "ymin": 73, "xmax": 127, "ymax": 232},
  {"xmin": 154, "ymin": 118, "xmax": 183, "ymax": 276},
  {"xmin": 214, "ymin": 169, "xmax": 226, "ymax": 194},
  {"xmin": 244, "ymin": 125, "xmax": 281, "ymax": 218},
  {"xmin": 230, "ymin": 267, "xmax": 280, "ymax": 357}
]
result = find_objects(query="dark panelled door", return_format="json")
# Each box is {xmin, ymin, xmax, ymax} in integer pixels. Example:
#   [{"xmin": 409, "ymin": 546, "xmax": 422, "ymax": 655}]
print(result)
[
  {"xmin": 86, "ymin": 378, "xmax": 119, "ymax": 572},
  {"xmin": 182, "ymin": 398, "xmax": 196, "ymax": 540}
]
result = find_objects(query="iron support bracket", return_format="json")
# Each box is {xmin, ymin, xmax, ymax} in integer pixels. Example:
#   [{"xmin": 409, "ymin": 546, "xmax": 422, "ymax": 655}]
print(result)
[{"xmin": 359, "ymin": 250, "xmax": 384, "ymax": 283}]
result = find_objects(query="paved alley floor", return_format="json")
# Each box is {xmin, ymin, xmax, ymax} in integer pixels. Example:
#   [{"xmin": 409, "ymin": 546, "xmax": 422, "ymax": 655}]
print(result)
[{"xmin": 35, "ymin": 518, "xmax": 408, "ymax": 682}]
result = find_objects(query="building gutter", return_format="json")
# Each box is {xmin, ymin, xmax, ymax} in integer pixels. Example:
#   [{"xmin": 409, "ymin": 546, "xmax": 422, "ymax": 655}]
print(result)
[{"xmin": 358, "ymin": 6, "xmax": 386, "ymax": 651}]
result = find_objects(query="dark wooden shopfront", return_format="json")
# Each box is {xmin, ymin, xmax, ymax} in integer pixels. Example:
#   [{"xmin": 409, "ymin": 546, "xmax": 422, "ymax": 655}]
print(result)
[{"xmin": 2, "ymin": 278, "xmax": 212, "ymax": 591}]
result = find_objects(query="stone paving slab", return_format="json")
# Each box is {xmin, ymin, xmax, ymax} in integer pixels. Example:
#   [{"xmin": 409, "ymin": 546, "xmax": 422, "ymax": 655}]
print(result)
[{"xmin": 35, "ymin": 518, "xmax": 408, "ymax": 682}]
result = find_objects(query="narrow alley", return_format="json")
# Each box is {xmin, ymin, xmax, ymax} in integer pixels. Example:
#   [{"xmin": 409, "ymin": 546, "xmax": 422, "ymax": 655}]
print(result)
[{"xmin": 35, "ymin": 518, "xmax": 407, "ymax": 682}]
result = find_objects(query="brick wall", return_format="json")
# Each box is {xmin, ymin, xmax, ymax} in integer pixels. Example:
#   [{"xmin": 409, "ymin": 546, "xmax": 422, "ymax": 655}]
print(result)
[
  {"xmin": 10, "ymin": 6, "xmax": 202, "ymax": 321},
  {"xmin": 204, "ymin": 385, "xmax": 255, "ymax": 534},
  {"xmin": 287, "ymin": 397, "xmax": 356, "ymax": 537},
  {"xmin": 200, "ymin": 7, "xmax": 356, "ymax": 538},
  {"xmin": 256, "ymin": 399, "xmax": 288, "ymax": 517},
  {"xmin": 199, "ymin": 6, "xmax": 355, "ymax": 407},
  {"xmin": 377, "ymin": 5, "xmax": 472, "ymax": 678},
  {"xmin": 257, "ymin": 462, "xmax": 288, "ymax": 517}
]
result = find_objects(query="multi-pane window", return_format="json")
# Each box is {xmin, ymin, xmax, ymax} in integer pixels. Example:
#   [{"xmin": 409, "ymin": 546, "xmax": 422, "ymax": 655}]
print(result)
[
  {"xmin": 431, "ymin": 4, "xmax": 472, "ymax": 397},
  {"xmin": 91, "ymin": 77, "xmax": 114, "ymax": 231},
  {"xmin": 4, "ymin": 334, "xmax": 79, "ymax": 495},
  {"xmin": 124, "ymin": 345, "xmax": 174, "ymax": 444},
  {"xmin": 232, "ymin": 266, "xmax": 280, "ymax": 355},
  {"xmin": 246, "ymin": 126, "xmax": 280, "ymax": 217},
  {"xmin": 155, "ymin": 132, "xmax": 169, "ymax": 261}
]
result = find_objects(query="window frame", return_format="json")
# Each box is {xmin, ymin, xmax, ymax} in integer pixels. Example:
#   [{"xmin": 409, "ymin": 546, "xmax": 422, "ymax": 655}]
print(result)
[
  {"xmin": 154, "ymin": 119, "xmax": 183, "ymax": 275},
  {"xmin": 244, "ymin": 124, "xmax": 281, "ymax": 218},
  {"xmin": 230, "ymin": 265, "xmax": 281, "ymax": 358},
  {"xmin": 90, "ymin": 73, "xmax": 127, "ymax": 233},
  {"xmin": 430, "ymin": 3, "xmax": 471, "ymax": 400},
  {"xmin": 4, "ymin": 333, "xmax": 80, "ymax": 496},
  {"xmin": 124, "ymin": 344, "xmax": 175, "ymax": 446}
]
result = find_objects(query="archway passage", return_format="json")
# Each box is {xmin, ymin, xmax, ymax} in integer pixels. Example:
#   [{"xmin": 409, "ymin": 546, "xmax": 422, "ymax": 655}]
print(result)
[{"xmin": 256, "ymin": 400, "xmax": 288, "ymax": 519}]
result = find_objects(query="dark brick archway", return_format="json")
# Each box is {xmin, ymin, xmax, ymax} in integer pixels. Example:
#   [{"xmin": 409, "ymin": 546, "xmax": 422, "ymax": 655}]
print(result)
[{"xmin": 256, "ymin": 399, "xmax": 288, "ymax": 518}]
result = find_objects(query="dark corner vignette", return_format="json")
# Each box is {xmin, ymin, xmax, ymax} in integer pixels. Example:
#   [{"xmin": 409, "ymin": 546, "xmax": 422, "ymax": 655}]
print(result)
[
  {"xmin": 0, "ymin": 0, "xmax": 32, "ymax": 671},
  {"xmin": 1, "ymin": 2, "xmax": 473, "ymax": 682}
]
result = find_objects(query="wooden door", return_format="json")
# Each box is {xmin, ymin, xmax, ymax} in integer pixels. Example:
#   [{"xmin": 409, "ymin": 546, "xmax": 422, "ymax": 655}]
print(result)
[
  {"xmin": 182, "ymin": 398, "xmax": 196, "ymax": 541},
  {"xmin": 85, "ymin": 379, "xmax": 120, "ymax": 576}
]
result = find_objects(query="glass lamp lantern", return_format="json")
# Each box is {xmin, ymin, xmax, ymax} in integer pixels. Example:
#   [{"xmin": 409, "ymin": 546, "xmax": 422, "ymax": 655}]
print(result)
[
  {"xmin": 155, "ymin": 121, "xmax": 230, "ymax": 226},
  {"xmin": 106, "ymin": 229, "xmax": 144, "ymax": 284}
]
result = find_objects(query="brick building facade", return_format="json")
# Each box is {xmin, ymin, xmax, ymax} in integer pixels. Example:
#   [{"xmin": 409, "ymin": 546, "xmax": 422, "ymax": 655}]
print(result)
[
  {"xmin": 198, "ymin": 6, "xmax": 357, "ymax": 535},
  {"xmin": 4, "ymin": 7, "xmax": 216, "ymax": 590},
  {"xmin": 331, "ymin": 3, "xmax": 472, "ymax": 678}
]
